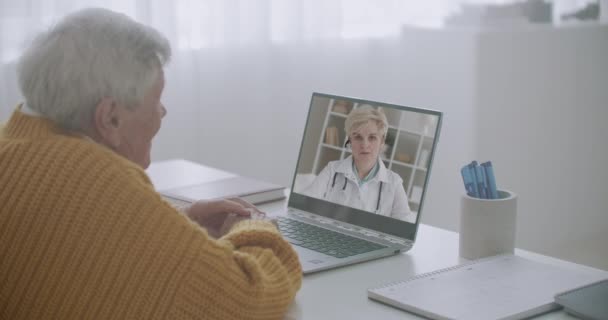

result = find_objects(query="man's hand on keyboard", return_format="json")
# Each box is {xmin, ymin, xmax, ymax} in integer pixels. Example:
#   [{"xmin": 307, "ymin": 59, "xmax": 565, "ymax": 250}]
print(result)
[
  {"xmin": 186, "ymin": 199, "xmax": 250, "ymax": 238},
  {"xmin": 226, "ymin": 197, "xmax": 278, "ymax": 229},
  {"xmin": 185, "ymin": 198, "xmax": 269, "ymax": 238}
]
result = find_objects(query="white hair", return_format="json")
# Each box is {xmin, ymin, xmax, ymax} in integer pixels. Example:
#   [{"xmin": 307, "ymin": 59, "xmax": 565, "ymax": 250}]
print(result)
[
  {"xmin": 344, "ymin": 104, "xmax": 389, "ymax": 138},
  {"xmin": 17, "ymin": 8, "xmax": 171, "ymax": 131}
]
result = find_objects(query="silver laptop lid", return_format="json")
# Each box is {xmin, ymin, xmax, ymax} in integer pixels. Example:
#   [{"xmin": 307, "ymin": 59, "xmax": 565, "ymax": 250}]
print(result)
[{"xmin": 288, "ymin": 93, "xmax": 442, "ymax": 242}]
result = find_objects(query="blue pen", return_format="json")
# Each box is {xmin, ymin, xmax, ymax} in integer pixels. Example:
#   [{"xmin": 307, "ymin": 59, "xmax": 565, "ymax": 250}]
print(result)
[
  {"xmin": 460, "ymin": 165, "xmax": 476, "ymax": 197},
  {"xmin": 481, "ymin": 161, "xmax": 499, "ymax": 199},
  {"xmin": 467, "ymin": 161, "xmax": 480, "ymax": 198},
  {"xmin": 475, "ymin": 164, "xmax": 488, "ymax": 199}
]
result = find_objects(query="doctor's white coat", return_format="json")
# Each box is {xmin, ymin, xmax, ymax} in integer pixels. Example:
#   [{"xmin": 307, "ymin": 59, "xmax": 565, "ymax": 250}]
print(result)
[{"xmin": 303, "ymin": 156, "xmax": 412, "ymax": 220}]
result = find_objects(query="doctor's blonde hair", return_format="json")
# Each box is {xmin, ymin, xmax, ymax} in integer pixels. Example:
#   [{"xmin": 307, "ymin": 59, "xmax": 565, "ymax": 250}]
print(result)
[{"xmin": 344, "ymin": 105, "xmax": 389, "ymax": 139}]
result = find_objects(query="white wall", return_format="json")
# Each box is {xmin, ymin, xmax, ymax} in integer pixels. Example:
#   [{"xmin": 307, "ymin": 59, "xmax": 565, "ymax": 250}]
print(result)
[
  {"xmin": 152, "ymin": 28, "xmax": 478, "ymax": 233},
  {"xmin": 475, "ymin": 24, "xmax": 608, "ymax": 270},
  {"xmin": 0, "ymin": 62, "xmax": 19, "ymax": 121}
]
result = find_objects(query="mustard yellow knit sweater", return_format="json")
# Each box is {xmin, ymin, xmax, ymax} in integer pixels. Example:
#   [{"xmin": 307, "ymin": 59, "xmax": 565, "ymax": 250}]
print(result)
[{"xmin": 0, "ymin": 109, "xmax": 302, "ymax": 319}]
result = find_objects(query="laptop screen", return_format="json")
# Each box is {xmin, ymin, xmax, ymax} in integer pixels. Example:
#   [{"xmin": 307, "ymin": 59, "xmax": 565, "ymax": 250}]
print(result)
[{"xmin": 289, "ymin": 92, "xmax": 442, "ymax": 240}]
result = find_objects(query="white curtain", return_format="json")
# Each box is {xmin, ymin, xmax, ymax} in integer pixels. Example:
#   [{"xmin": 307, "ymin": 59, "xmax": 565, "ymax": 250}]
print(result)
[
  {"xmin": 0, "ymin": 0, "xmax": 596, "ymax": 121},
  {"xmin": 0, "ymin": 0, "xmax": 475, "ymax": 118},
  {"xmin": 1, "ymin": 0, "xmax": 592, "ymax": 179}
]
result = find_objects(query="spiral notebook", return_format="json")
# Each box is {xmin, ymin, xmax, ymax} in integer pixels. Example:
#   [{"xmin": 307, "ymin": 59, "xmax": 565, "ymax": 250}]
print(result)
[{"xmin": 367, "ymin": 254, "xmax": 608, "ymax": 320}]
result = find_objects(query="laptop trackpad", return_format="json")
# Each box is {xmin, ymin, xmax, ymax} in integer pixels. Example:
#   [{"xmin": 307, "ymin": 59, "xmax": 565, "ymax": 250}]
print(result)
[{"xmin": 293, "ymin": 245, "xmax": 335, "ymax": 267}]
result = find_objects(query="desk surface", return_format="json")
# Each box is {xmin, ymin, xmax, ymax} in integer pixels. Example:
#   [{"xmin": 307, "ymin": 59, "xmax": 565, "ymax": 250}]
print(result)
[
  {"xmin": 258, "ymin": 200, "xmax": 593, "ymax": 320},
  {"xmin": 147, "ymin": 160, "xmax": 599, "ymax": 320}
]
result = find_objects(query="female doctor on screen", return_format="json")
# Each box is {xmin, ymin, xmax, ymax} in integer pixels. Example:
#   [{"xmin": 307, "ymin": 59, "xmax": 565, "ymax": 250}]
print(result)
[{"xmin": 303, "ymin": 106, "xmax": 412, "ymax": 220}]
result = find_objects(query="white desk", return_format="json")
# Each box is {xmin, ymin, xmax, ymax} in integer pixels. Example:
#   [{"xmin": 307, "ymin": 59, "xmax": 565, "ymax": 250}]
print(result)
[
  {"xmin": 259, "ymin": 200, "xmax": 595, "ymax": 320},
  {"xmin": 147, "ymin": 160, "xmax": 600, "ymax": 320}
]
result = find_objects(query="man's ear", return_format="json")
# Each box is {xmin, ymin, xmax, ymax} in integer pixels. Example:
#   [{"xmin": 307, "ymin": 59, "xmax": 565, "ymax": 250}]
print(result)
[{"xmin": 93, "ymin": 97, "xmax": 122, "ymax": 149}]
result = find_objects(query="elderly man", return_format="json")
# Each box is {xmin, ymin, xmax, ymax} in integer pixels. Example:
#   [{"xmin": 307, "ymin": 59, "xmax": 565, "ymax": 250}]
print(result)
[{"xmin": 0, "ymin": 8, "xmax": 301, "ymax": 319}]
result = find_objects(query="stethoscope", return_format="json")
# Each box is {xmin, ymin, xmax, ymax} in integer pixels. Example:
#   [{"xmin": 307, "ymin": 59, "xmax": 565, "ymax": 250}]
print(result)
[
  {"xmin": 330, "ymin": 173, "xmax": 383, "ymax": 212},
  {"xmin": 330, "ymin": 152, "xmax": 384, "ymax": 212}
]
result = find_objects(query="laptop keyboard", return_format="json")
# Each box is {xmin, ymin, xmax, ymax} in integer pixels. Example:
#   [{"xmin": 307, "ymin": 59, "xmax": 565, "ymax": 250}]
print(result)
[{"xmin": 277, "ymin": 217, "xmax": 386, "ymax": 259}]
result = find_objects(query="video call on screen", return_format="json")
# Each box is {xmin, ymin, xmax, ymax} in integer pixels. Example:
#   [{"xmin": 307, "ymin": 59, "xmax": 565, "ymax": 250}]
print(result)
[{"xmin": 293, "ymin": 95, "xmax": 439, "ymax": 224}]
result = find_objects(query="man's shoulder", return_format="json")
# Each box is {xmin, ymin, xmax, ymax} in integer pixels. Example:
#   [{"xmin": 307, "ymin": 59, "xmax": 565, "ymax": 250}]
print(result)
[{"xmin": 50, "ymin": 136, "xmax": 151, "ymax": 185}]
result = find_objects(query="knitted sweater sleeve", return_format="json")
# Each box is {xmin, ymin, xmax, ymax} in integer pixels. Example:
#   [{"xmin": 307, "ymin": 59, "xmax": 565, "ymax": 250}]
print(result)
[
  {"xmin": 171, "ymin": 220, "xmax": 302, "ymax": 319},
  {"xmin": 119, "ymin": 165, "xmax": 302, "ymax": 320}
]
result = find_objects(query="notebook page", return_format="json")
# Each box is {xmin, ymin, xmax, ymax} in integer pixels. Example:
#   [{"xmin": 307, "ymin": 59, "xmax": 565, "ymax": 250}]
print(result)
[{"xmin": 368, "ymin": 255, "xmax": 608, "ymax": 320}]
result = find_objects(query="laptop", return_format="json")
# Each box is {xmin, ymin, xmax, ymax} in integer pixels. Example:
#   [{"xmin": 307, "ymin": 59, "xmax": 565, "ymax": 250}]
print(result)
[
  {"xmin": 278, "ymin": 92, "xmax": 442, "ymax": 274},
  {"xmin": 157, "ymin": 92, "xmax": 442, "ymax": 274}
]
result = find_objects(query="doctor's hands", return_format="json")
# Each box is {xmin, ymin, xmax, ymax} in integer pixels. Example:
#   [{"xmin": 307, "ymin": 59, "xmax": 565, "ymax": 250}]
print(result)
[{"xmin": 185, "ymin": 198, "xmax": 268, "ymax": 238}]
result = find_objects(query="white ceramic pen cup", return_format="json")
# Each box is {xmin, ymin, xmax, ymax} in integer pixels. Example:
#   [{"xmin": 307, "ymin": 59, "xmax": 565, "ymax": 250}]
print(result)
[{"xmin": 459, "ymin": 190, "xmax": 517, "ymax": 260}]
